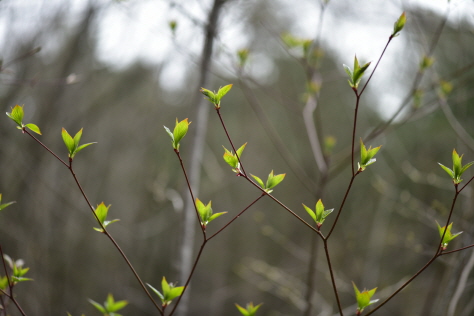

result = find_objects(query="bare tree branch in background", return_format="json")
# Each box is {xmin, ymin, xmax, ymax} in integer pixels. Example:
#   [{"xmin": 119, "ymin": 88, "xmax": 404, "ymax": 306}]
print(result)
[{"xmin": 177, "ymin": 1, "xmax": 226, "ymax": 315}]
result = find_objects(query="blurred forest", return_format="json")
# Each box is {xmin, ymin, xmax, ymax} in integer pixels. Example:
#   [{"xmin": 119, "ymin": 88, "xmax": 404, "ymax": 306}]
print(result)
[{"xmin": 1, "ymin": 0, "xmax": 474, "ymax": 315}]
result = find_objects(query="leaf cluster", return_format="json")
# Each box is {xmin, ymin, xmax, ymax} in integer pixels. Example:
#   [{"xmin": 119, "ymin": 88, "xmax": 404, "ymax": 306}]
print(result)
[
  {"xmin": 88, "ymin": 293, "xmax": 128, "ymax": 316},
  {"xmin": 164, "ymin": 118, "xmax": 191, "ymax": 151},
  {"xmin": 235, "ymin": 302, "xmax": 262, "ymax": 316},
  {"xmin": 93, "ymin": 202, "xmax": 119, "ymax": 233},
  {"xmin": 195, "ymin": 199, "xmax": 226, "ymax": 228},
  {"xmin": 358, "ymin": 139, "xmax": 381, "ymax": 171},
  {"xmin": 353, "ymin": 282, "xmax": 378, "ymax": 314},
  {"xmin": 343, "ymin": 56, "xmax": 371, "ymax": 90},
  {"xmin": 303, "ymin": 199, "xmax": 333, "ymax": 230},
  {"xmin": 6, "ymin": 105, "xmax": 41, "ymax": 135},
  {"xmin": 147, "ymin": 277, "xmax": 184, "ymax": 307},
  {"xmin": 223, "ymin": 143, "xmax": 247, "ymax": 173},
  {"xmin": 62, "ymin": 128, "xmax": 96, "ymax": 160},
  {"xmin": 438, "ymin": 149, "xmax": 474, "ymax": 184},
  {"xmin": 251, "ymin": 170, "xmax": 286, "ymax": 194},
  {"xmin": 436, "ymin": 221, "xmax": 462, "ymax": 250},
  {"xmin": 200, "ymin": 84, "xmax": 233, "ymax": 109}
]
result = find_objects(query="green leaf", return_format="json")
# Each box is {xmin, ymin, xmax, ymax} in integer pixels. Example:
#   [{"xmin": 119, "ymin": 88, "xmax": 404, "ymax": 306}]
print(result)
[
  {"xmin": 303, "ymin": 204, "xmax": 316, "ymax": 222},
  {"xmin": 147, "ymin": 283, "xmax": 165, "ymax": 301},
  {"xmin": 73, "ymin": 129, "xmax": 83, "ymax": 148},
  {"xmin": 0, "ymin": 194, "xmax": 16, "ymax": 211},
  {"xmin": 359, "ymin": 139, "xmax": 381, "ymax": 171},
  {"xmin": 6, "ymin": 105, "xmax": 24, "ymax": 126},
  {"xmin": 236, "ymin": 142, "xmax": 247, "ymax": 159},
  {"xmin": 88, "ymin": 299, "xmax": 107, "ymax": 313},
  {"xmin": 62, "ymin": 128, "xmax": 75, "ymax": 154},
  {"xmin": 343, "ymin": 64, "xmax": 353, "ymax": 78},
  {"xmin": 392, "ymin": 12, "xmax": 406, "ymax": 37},
  {"xmin": 235, "ymin": 302, "xmax": 262, "ymax": 316},
  {"xmin": 436, "ymin": 221, "xmax": 462, "ymax": 249},
  {"xmin": 25, "ymin": 123, "xmax": 41, "ymax": 135},
  {"xmin": 266, "ymin": 171, "xmax": 286, "ymax": 189},
  {"xmin": 208, "ymin": 212, "xmax": 227, "ymax": 222},
  {"xmin": 438, "ymin": 163, "xmax": 454, "ymax": 178},
  {"xmin": 167, "ymin": 286, "xmax": 185, "ymax": 301},
  {"xmin": 353, "ymin": 282, "xmax": 378, "ymax": 313},
  {"xmin": 200, "ymin": 87, "xmax": 218, "ymax": 105},
  {"xmin": 173, "ymin": 118, "xmax": 191, "ymax": 149},
  {"xmin": 251, "ymin": 174, "xmax": 265, "ymax": 189},
  {"xmin": 164, "ymin": 125, "xmax": 174, "ymax": 143},
  {"xmin": 75, "ymin": 142, "xmax": 97, "ymax": 153},
  {"xmin": 216, "ymin": 84, "xmax": 233, "ymax": 99}
]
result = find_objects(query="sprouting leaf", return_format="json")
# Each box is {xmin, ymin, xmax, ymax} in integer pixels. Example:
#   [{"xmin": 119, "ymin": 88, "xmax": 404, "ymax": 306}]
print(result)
[
  {"xmin": 358, "ymin": 139, "xmax": 381, "ymax": 171},
  {"xmin": 93, "ymin": 202, "xmax": 119, "ymax": 232},
  {"xmin": 62, "ymin": 128, "xmax": 96, "ymax": 160},
  {"xmin": 344, "ymin": 56, "xmax": 371, "ymax": 89},
  {"xmin": 6, "ymin": 105, "xmax": 42, "ymax": 134},
  {"xmin": 195, "ymin": 199, "xmax": 226, "ymax": 228},
  {"xmin": 164, "ymin": 118, "xmax": 191, "ymax": 151},
  {"xmin": 24, "ymin": 123, "xmax": 41, "ymax": 135},
  {"xmin": 438, "ymin": 149, "xmax": 474, "ymax": 184},
  {"xmin": 436, "ymin": 221, "xmax": 462, "ymax": 250},
  {"xmin": 235, "ymin": 302, "xmax": 263, "ymax": 316},
  {"xmin": 392, "ymin": 12, "xmax": 406, "ymax": 37},
  {"xmin": 251, "ymin": 170, "xmax": 285, "ymax": 193},
  {"xmin": 303, "ymin": 199, "xmax": 333, "ymax": 229},
  {"xmin": 222, "ymin": 143, "xmax": 247, "ymax": 173},
  {"xmin": 148, "ymin": 277, "xmax": 184, "ymax": 307},
  {"xmin": 353, "ymin": 282, "xmax": 378, "ymax": 314},
  {"xmin": 200, "ymin": 84, "xmax": 233, "ymax": 108},
  {"xmin": 89, "ymin": 294, "xmax": 128, "ymax": 316}
]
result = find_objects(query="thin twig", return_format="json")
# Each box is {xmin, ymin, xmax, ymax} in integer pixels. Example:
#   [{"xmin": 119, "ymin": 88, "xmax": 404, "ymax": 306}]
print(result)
[{"xmin": 0, "ymin": 245, "xmax": 27, "ymax": 316}]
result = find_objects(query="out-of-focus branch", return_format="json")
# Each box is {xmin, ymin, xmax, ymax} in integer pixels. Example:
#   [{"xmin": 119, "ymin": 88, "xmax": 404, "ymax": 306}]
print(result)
[{"xmin": 177, "ymin": 1, "xmax": 226, "ymax": 315}]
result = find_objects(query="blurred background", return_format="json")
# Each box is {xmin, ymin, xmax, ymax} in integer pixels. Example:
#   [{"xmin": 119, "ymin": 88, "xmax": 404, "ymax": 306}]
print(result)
[{"xmin": 1, "ymin": 0, "xmax": 474, "ymax": 315}]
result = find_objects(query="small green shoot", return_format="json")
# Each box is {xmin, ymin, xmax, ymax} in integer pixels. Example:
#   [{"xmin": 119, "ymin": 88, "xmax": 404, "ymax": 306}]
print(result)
[
  {"xmin": 223, "ymin": 143, "xmax": 247, "ymax": 173},
  {"xmin": 195, "ymin": 199, "xmax": 226, "ymax": 228},
  {"xmin": 251, "ymin": 170, "xmax": 286, "ymax": 194},
  {"xmin": 93, "ymin": 202, "xmax": 120, "ymax": 233},
  {"xmin": 88, "ymin": 293, "xmax": 128, "ymax": 316},
  {"xmin": 0, "ymin": 194, "xmax": 15, "ymax": 211},
  {"xmin": 61, "ymin": 128, "xmax": 96, "ymax": 160},
  {"xmin": 237, "ymin": 49, "xmax": 250, "ymax": 67},
  {"xmin": 392, "ymin": 12, "xmax": 406, "ymax": 37},
  {"xmin": 343, "ymin": 56, "xmax": 371, "ymax": 90},
  {"xmin": 6, "ymin": 105, "xmax": 42, "ymax": 135},
  {"xmin": 436, "ymin": 221, "xmax": 462, "ymax": 250},
  {"xmin": 353, "ymin": 282, "xmax": 378, "ymax": 315},
  {"xmin": 200, "ymin": 84, "xmax": 233, "ymax": 109},
  {"xmin": 3, "ymin": 255, "xmax": 33, "ymax": 285},
  {"xmin": 147, "ymin": 277, "xmax": 185, "ymax": 307},
  {"xmin": 438, "ymin": 149, "xmax": 474, "ymax": 184},
  {"xmin": 164, "ymin": 118, "xmax": 191, "ymax": 151},
  {"xmin": 235, "ymin": 302, "xmax": 262, "ymax": 316},
  {"xmin": 358, "ymin": 139, "xmax": 381, "ymax": 171},
  {"xmin": 303, "ymin": 199, "xmax": 334, "ymax": 230}
]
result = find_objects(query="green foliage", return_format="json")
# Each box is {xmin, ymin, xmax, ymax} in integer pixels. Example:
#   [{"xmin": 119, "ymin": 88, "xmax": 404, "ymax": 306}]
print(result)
[
  {"xmin": 251, "ymin": 170, "xmax": 286, "ymax": 194},
  {"xmin": 147, "ymin": 277, "xmax": 184, "ymax": 307},
  {"xmin": 164, "ymin": 118, "xmax": 191, "ymax": 151},
  {"xmin": 352, "ymin": 282, "xmax": 378, "ymax": 315},
  {"xmin": 438, "ymin": 149, "xmax": 474, "ymax": 184},
  {"xmin": 223, "ymin": 143, "xmax": 247, "ymax": 173},
  {"xmin": 237, "ymin": 49, "xmax": 250, "ymax": 67},
  {"xmin": 6, "ymin": 104, "xmax": 42, "ymax": 135},
  {"xmin": 3, "ymin": 254, "xmax": 33, "ymax": 285},
  {"xmin": 0, "ymin": 194, "xmax": 15, "ymax": 211},
  {"xmin": 200, "ymin": 84, "xmax": 233, "ymax": 109},
  {"xmin": 195, "ymin": 199, "xmax": 226, "ymax": 228},
  {"xmin": 358, "ymin": 139, "xmax": 381, "ymax": 171},
  {"xmin": 343, "ymin": 56, "xmax": 371, "ymax": 90},
  {"xmin": 93, "ymin": 202, "xmax": 119, "ymax": 233},
  {"xmin": 303, "ymin": 199, "xmax": 333, "ymax": 230},
  {"xmin": 392, "ymin": 12, "xmax": 406, "ymax": 37},
  {"xmin": 436, "ymin": 221, "xmax": 462, "ymax": 250},
  {"xmin": 235, "ymin": 302, "xmax": 262, "ymax": 316},
  {"xmin": 88, "ymin": 293, "xmax": 128, "ymax": 316},
  {"xmin": 61, "ymin": 128, "xmax": 96, "ymax": 160}
]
